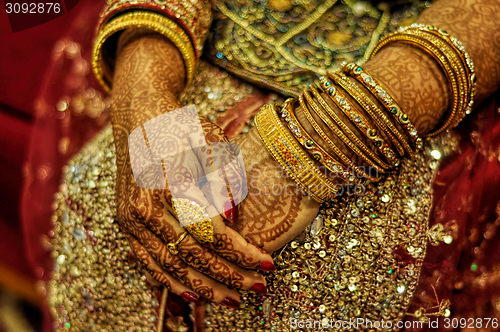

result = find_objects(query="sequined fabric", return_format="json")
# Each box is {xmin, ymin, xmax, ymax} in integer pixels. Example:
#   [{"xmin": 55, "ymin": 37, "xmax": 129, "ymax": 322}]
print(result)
[
  {"xmin": 204, "ymin": 135, "xmax": 457, "ymax": 331},
  {"xmin": 48, "ymin": 127, "xmax": 162, "ymax": 331},
  {"xmin": 48, "ymin": 116, "xmax": 457, "ymax": 332}
]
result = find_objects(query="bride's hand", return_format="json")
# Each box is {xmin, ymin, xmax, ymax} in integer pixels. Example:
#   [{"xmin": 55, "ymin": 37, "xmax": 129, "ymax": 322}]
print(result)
[
  {"xmin": 111, "ymin": 32, "xmax": 274, "ymax": 308},
  {"xmin": 230, "ymin": 128, "xmax": 320, "ymax": 254}
]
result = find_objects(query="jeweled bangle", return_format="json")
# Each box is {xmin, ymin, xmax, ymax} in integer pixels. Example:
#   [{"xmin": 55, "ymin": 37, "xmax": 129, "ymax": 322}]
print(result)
[
  {"xmin": 310, "ymin": 83, "xmax": 391, "ymax": 172},
  {"xmin": 255, "ymin": 104, "xmax": 340, "ymax": 203},
  {"xmin": 92, "ymin": 11, "xmax": 196, "ymax": 92},
  {"xmin": 331, "ymin": 70, "xmax": 415, "ymax": 160},
  {"xmin": 299, "ymin": 92, "xmax": 378, "ymax": 182},
  {"xmin": 318, "ymin": 76, "xmax": 398, "ymax": 168},
  {"xmin": 343, "ymin": 63, "xmax": 423, "ymax": 152},
  {"xmin": 404, "ymin": 31, "xmax": 469, "ymax": 136},
  {"xmin": 279, "ymin": 98, "xmax": 360, "ymax": 183},
  {"xmin": 328, "ymin": 72, "xmax": 404, "ymax": 163},
  {"xmin": 372, "ymin": 24, "xmax": 475, "ymax": 137},
  {"xmin": 400, "ymin": 24, "xmax": 475, "ymax": 136},
  {"xmin": 372, "ymin": 33, "xmax": 461, "ymax": 139},
  {"xmin": 304, "ymin": 88, "xmax": 383, "ymax": 177}
]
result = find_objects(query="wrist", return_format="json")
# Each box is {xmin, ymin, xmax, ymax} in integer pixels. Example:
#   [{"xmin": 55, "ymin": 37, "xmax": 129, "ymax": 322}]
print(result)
[
  {"xmin": 110, "ymin": 33, "xmax": 185, "ymax": 136},
  {"xmin": 363, "ymin": 44, "xmax": 449, "ymax": 135}
]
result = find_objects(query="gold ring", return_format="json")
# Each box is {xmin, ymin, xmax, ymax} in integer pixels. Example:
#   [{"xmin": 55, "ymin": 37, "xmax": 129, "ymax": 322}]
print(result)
[
  {"xmin": 167, "ymin": 232, "xmax": 188, "ymax": 255},
  {"xmin": 172, "ymin": 198, "xmax": 215, "ymax": 243}
]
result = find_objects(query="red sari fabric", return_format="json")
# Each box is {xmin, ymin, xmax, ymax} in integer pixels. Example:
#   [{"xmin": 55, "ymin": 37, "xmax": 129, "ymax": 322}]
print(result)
[
  {"xmin": 406, "ymin": 95, "xmax": 500, "ymax": 330},
  {"xmin": 0, "ymin": 1, "xmax": 108, "ymax": 330}
]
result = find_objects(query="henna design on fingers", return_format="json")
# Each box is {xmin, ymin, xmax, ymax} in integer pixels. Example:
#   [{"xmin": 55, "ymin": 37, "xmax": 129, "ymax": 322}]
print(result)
[
  {"xmin": 177, "ymin": 242, "xmax": 245, "ymax": 289},
  {"xmin": 209, "ymin": 233, "xmax": 260, "ymax": 268},
  {"xmin": 192, "ymin": 279, "xmax": 214, "ymax": 299}
]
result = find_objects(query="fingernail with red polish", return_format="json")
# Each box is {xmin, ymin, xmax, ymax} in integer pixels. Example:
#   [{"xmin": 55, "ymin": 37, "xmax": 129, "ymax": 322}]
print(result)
[
  {"xmin": 221, "ymin": 297, "xmax": 240, "ymax": 309},
  {"xmin": 250, "ymin": 283, "xmax": 267, "ymax": 294},
  {"xmin": 223, "ymin": 201, "xmax": 239, "ymax": 223},
  {"xmin": 258, "ymin": 261, "xmax": 276, "ymax": 272},
  {"xmin": 181, "ymin": 292, "xmax": 199, "ymax": 303}
]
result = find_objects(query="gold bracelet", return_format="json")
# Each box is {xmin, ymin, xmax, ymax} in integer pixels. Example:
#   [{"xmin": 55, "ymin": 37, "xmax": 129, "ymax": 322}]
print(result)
[
  {"xmin": 401, "ymin": 25, "xmax": 475, "ymax": 135},
  {"xmin": 299, "ymin": 92, "xmax": 378, "ymax": 181},
  {"xmin": 372, "ymin": 34, "xmax": 461, "ymax": 139},
  {"xmin": 279, "ymin": 98, "xmax": 359, "ymax": 183},
  {"xmin": 318, "ymin": 76, "xmax": 398, "ymax": 168},
  {"xmin": 310, "ymin": 83, "xmax": 392, "ymax": 171},
  {"xmin": 305, "ymin": 86, "xmax": 384, "ymax": 175},
  {"xmin": 372, "ymin": 24, "xmax": 475, "ymax": 137},
  {"xmin": 328, "ymin": 72, "xmax": 405, "ymax": 162},
  {"xmin": 343, "ymin": 63, "xmax": 423, "ymax": 152},
  {"xmin": 329, "ymin": 70, "xmax": 415, "ymax": 159},
  {"xmin": 255, "ymin": 104, "xmax": 340, "ymax": 203},
  {"xmin": 92, "ymin": 11, "xmax": 196, "ymax": 92},
  {"xmin": 406, "ymin": 31, "xmax": 469, "ymax": 134}
]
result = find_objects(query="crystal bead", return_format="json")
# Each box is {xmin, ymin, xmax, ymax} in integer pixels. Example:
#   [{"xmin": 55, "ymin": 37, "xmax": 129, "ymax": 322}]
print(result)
[
  {"xmin": 70, "ymin": 266, "xmax": 81, "ymax": 277},
  {"xmin": 431, "ymin": 150, "xmax": 441, "ymax": 160},
  {"xmin": 262, "ymin": 298, "xmax": 273, "ymax": 316},
  {"xmin": 57, "ymin": 254, "xmax": 66, "ymax": 265},
  {"xmin": 310, "ymin": 216, "xmax": 324, "ymax": 237},
  {"xmin": 71, "ymin": 228, "xmax": 86, "ymax": 240}
]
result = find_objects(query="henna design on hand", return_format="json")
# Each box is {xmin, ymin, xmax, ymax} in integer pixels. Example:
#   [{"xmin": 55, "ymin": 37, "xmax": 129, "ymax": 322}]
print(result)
[
  {"xmin": 417, "ymin": 0, "xmax": 500, "ymax": 104},
  {"xmin": 110, "ymin": 32, "xmax": 269, "ymax": 301}
]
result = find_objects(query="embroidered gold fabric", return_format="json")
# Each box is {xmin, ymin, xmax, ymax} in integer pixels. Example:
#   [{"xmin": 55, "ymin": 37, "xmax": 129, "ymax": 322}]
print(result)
[{"xmin": 207, "ymin": 0, "xmax": 433, "ymax": 96}]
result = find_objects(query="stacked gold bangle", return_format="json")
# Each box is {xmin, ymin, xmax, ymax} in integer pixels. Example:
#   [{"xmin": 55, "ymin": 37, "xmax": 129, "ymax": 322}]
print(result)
[
  {"xmin": 342, "ymin": 63, "xmax": 423, "ymax": 156},
  {"xmin": 317, "ymin": 77, "xmax": 397, "ymax": 168},
  {"xmin": 279, "ymin": 99, "xmax": 360, "ymax": 184},
  {"xmin": 300, "ymin": 90, "xmax": 381, "ymax": 181},
  {"xmin": 255, "ymin": 24, "xmax": 473, "ymax": 203},
  {"xmin": 255, "ymin": 104, "xmax": 341, "ymax": 203},
  {"xmin": 327, "ymin": 71, "xmax": 407, "ymax": 159},
  {"xmin": 92, "ymin": 11, "xmax": 196, "ymax": 93},
  {"xmin": 371, "ymin": 23, "xmax": 476, "ymax": 137}
]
